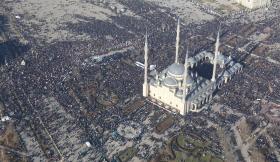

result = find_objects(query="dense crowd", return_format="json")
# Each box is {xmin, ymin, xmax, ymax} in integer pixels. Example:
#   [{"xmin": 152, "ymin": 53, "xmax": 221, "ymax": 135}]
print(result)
[{"xmin": 0, "ymin": 0, "xmax": 280, "ymax": 161}]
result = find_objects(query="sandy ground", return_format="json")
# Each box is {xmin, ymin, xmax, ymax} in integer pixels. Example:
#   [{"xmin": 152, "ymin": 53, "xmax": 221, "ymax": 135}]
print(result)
[
  {"xmin": 146, "ymin": 0, "xmax": 214, "ymax": 23},
  {"xmin": 200, "ymin": 0, "xmax": 241, "ymax": 12},
  {"xmin": 237, "ymin": 118, "xmax": 252, "ymax": 142},
  {"xmin": 5, "ymin": 0, "xmax": 237, "ymax": 44},
  {"xmin": 6, "ymin": 0, "xmax": 136, "ymax": 42},
  {"xmin": 248, "ymin": 145, "xmax": 266, "ymax": 162}
]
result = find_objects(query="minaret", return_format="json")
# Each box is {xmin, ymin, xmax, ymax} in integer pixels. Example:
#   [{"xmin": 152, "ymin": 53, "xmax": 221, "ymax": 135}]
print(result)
[
  {"xmin": 175, "ymin": 18, "xmax": 180, "ymax": 64},
  {"xmin": 182, "ymin": 48, "xmax": 189, "ymax": 113},
  {"xmin": 4, "ymin": 57, "xmax": 7, "ymax": 66},
  {"xmin": 143, "ymin": 33, "xmax": 149, "ymax": 97},
  {"xmin": 211, "ymin": 29, "xmax": 220, "ymax": 82}
]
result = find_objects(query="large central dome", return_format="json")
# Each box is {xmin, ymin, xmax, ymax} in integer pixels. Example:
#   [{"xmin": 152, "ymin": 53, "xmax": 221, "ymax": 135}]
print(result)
[{"xmin": 167, "ymin": 63, "xmax": 185, "ymax": 78}]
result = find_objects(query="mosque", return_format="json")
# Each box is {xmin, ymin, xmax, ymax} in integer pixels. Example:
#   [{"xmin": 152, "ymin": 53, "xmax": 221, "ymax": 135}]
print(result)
[
  {"xmin": 235, "ymin": 0, "xmax": 271, "ymax": 9},
  {"xmin": 142, "ymin": 19, "xmax": 243, "ymax": 115}
]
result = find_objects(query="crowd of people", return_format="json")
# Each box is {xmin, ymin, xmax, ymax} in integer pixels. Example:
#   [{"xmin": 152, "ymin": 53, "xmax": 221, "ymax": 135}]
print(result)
[{"xmin": 0, "ymin": 0, "xmax": 280, "ymax": 161}]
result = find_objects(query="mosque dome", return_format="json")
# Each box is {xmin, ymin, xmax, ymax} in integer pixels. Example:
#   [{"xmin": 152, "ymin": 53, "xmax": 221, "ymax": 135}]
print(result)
[
  {"xmin": 217, "ymin": 54, "xmax": 226, "ymax": 62},
  {"xmin": 224, "ymin": 71, "xmax": 230, "ymax": 77},
  {"xmin": 163, "ymin": 77, "xmax": 178, "ymax": 88},
  {"xmin": 167, "ymin": 63, "xmax": 185, "ymax": 78},
  {"xmin": 186, "ymin": 76, "xmax": 194, "ymax": 86},
  {"xmin": 188, "ymin": 57, "xmax": 196, "ymax": 64},
  {"xmin": 176, "ymin": 89, "xmax": 183, "ymax": 96}
]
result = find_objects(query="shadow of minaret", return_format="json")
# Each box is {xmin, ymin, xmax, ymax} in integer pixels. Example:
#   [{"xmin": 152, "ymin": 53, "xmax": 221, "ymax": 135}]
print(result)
[
  {"xmin": 0, "ymin": 40, "xmax": 30, "ymax": 65},
  {"xmin": 0, "ymin": 15, "xmax": 30, "ymax": 65}
]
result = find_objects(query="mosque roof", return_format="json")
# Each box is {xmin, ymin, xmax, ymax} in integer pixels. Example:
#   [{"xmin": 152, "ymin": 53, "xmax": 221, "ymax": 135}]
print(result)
[
  {"xmin": 217, "ymin": 54, "xmax": 226, "ymax": 61},
  {"xmin": 167, "ymin": 63, "xmax": 184, "ymax": 77},
  {"xmin": 176, "ymin": 89, "xmax": 183, "ymax": 96},
  {"xmin": 224, "ymin": 71, "xmax": 230, "ymax": 77},
  {"xmin": 185, "ymin": 75, "xmax": 194, "ymax": 86},
  {"xmin": 163, "ymin": 77, "xmax": 178, "ymax": 87},
  {"xmin": 188, "ymin": 57, "xmax": 196, "ymax": 64}
]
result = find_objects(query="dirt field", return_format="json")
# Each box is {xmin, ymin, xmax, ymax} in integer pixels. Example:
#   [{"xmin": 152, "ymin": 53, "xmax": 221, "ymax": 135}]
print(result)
[
  {"xmin": 249, "ymin": 145, "xmax": 266, "ymax": 162},
  {"xmin": 154, "ymin": 115, "xmax": 174, "ymax": 134},
  {"xmin": 0, "ymin": 122, "xmax": 27, "ymax": 162},
  {"xmin": 123, "ymin": 99, "xmax": 145, "ymax": 116},
  {"xmin": 237, "ymin": 118, "xmax": 252, "ymax": 142}
]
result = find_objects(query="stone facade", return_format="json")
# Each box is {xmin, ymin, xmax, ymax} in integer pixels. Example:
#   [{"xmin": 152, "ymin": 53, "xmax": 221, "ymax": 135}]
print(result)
[
  {"xmin": 236, "ymin": 0, "xmax": 271, "ymax": 9},
  {"xmin": 142, "ymin": 20, "xmax": 243, "ymax": 115}
]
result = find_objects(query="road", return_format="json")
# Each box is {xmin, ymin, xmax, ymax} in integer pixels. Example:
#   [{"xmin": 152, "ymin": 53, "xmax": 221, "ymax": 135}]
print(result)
[{"xmin": 232, "ymin": 119, "xmax": 271, "ymax": 162}]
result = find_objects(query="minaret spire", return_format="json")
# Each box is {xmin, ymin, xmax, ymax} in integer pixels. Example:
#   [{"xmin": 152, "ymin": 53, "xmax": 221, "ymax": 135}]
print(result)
[
  {"xmin": 211, "ymin": 27, "xmax": 220, "ymax": 82},
  {"xmin": 175, "ymin": 18, "xmax": 180, "ymax": 64},
  {"xmin": 143, "ymin": 32, "xmax": 149, "ymax": 97},
  {"xmin": 4, "ymin": 57, "xmax": 7, "ymax": 66},
  {"xmin": 182, "ymin": 47, "xmax": 189, "ymax": 113}
]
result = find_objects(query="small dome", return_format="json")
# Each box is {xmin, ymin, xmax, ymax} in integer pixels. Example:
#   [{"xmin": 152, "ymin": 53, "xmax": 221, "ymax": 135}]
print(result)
[
  {"xmin": 176, "ymin": 89, "xmax": 183, "ymax": 96},
  {"xmin": 235, "ymin": 63, "xmax": 242, "ymax": 68},
  {"xmin": 193, "ymin": 100, "xmax": 198, "ymax": 104},
  {"xmin": 224, "ymin": 71, "xmax": 230, "ymax": 77},
  {"xmin": 188, "ymin": 57, "xmax": 196, "ymax": 64},
  {"xmin": 163, "ymin": 77, "xmax": 178, "ymax": 87},
  {"xmin": 167, "ymin": 63, "xmax": 184, "ymax": 78},
  {"xmin": 232, "ymin": 66, "xmax": 238, "ymax": 71},
  {"xmin": 217, "ymin": 54, "xmax": 226, "ymax": 62},
  {"xmin": 150, "ymin": 70, "xmax": 157, "ymax": 76},
  {"xmin": 186, "ymin": 76, "xmax": 194, "ymax": 86}
]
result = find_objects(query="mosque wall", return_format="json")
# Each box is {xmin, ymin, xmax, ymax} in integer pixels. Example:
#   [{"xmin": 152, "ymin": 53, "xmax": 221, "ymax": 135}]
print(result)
[
  {"xmin": 236, "ymin": 0, "xmax": 271, "ymax": 9},
  {"xmin": 149, "ymin": 84, "xmax": 185, "ymax": 115}
]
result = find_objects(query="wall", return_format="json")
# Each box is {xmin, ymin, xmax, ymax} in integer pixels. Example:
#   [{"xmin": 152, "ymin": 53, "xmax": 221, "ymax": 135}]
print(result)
[
  {"xmin": 236, "ymin": 0, "xmax": 271, "ymax": 9},
  {"xmin": 149, "ymin": 84, "xmax": 186, "ymax": 115}
]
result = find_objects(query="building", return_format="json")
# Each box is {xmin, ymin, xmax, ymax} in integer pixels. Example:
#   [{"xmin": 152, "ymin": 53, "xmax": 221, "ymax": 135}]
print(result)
[
  {"xmin": 142, "ymin": 19, "xmax": 243, "ymax": 115},
  {"xmin": 236, "ymin": 0, "xmax": 271, "ymax": 9}
]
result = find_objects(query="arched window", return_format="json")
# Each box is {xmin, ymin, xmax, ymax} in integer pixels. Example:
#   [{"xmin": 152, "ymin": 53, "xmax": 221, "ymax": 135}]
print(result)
[{"xmin": 192, "ymin": 104, "xmax": 196, "ymax": 110}]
